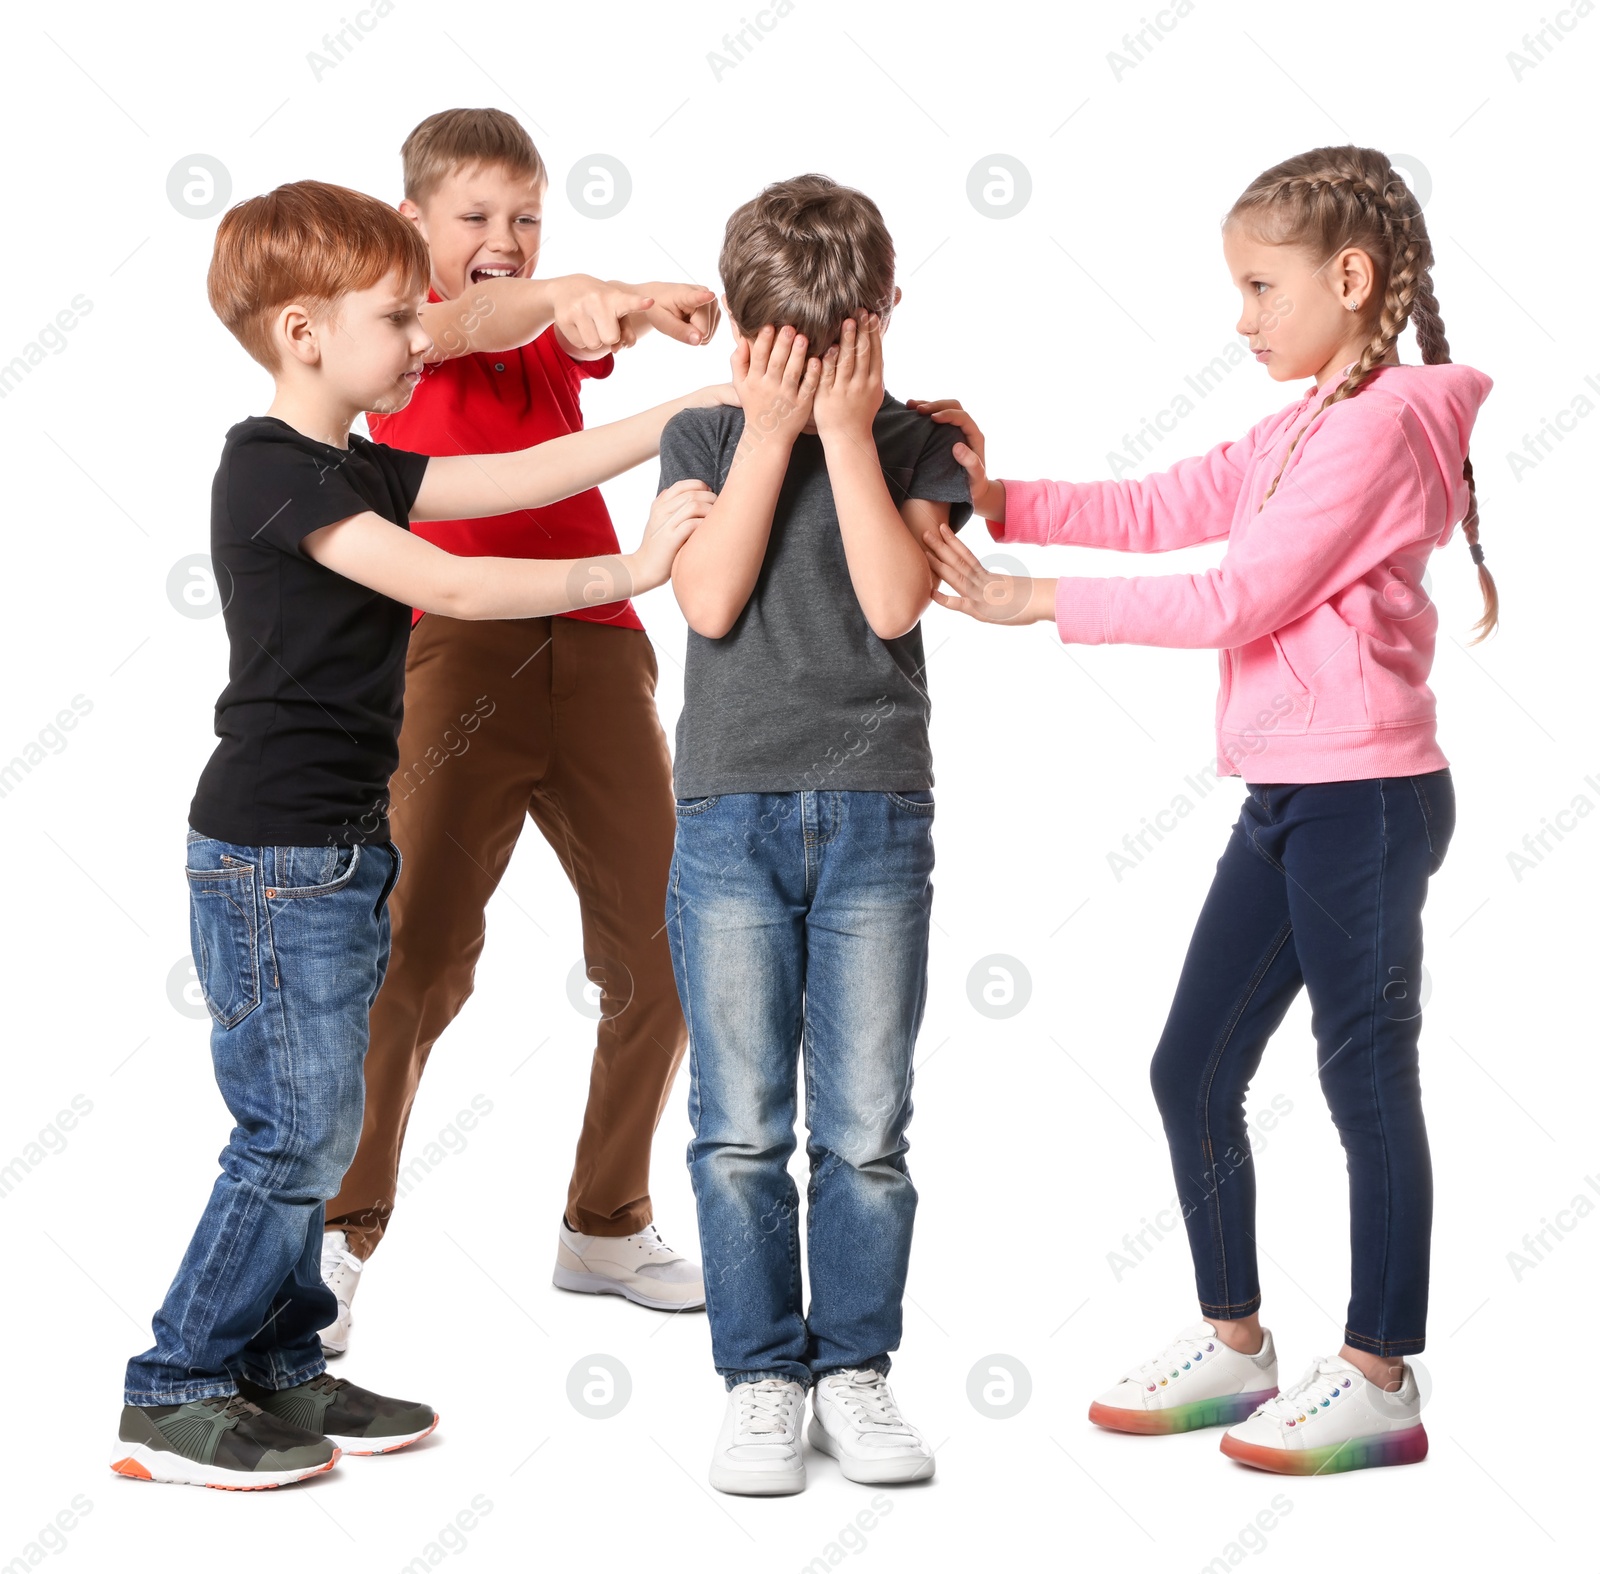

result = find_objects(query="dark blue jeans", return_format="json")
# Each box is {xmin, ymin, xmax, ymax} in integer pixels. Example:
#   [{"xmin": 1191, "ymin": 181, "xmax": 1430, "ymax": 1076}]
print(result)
[
  {"xmin": 1150, "ymin": 772, "xmax": 1454, "ymax": 1357},
  {"xmin": 666, "ymin": 791, "xmax": 933, "ymax": 1390},
  {"xmin": 125, "ymin": 832, "xmax": 399, "ymax": 1404}
]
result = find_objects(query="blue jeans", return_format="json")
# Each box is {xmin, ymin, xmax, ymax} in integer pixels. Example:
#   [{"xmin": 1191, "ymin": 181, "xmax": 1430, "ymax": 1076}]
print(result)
[
  {"xmin": 124, "ymin": 831, "xmax": 400, "ymax": 1405},
  {"xmin": 1150, "ymin": 772, "xmax": 1455, "ymax": 1356},
  {"xmin": 666, "ymin": 791, "xmax": 933, "ymax": 1390}
]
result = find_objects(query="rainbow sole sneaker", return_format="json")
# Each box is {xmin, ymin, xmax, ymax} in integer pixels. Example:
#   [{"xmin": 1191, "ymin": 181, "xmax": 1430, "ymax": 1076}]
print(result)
[
  {"xmin": 1089, "ymin": 1321, "xmax": 1279, "ymax": 1435},
  {"xmin": 1220, "ymin": 1354, "xmax": 1427, "ymax": 1474}
]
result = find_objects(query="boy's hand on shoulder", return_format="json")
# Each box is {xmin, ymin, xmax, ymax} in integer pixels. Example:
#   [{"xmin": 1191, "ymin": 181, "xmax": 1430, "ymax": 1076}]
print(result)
[
  {"xmin": 549, "ymin": 274, "xmax": 656, "ymax": 357},
  {"xmin": 732, "ymin": 325, "xmax": 820, "ymax": 456},
  {"xmin": 905, "ymin": 397, "xmax": 1006, "ymax": 521},
  {"xmin": 814, "ymin": 317, "xmax": 884, "ymax": 449},
  {"xmin": 637, "ymin": 283, "xmax": 721, "ymax": 347}
]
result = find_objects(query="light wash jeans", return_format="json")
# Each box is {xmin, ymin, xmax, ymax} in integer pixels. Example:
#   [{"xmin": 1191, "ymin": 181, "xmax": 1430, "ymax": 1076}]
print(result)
[
  {"xmin": 124, "ymin": 831, "xmax": 399, "ymax": 1405},
  {"xmin": 666, "ymin": 790, "xmax": 933, "ymax": 1390}
]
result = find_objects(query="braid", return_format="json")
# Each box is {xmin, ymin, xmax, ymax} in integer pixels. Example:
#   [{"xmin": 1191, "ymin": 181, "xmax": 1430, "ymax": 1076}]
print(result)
[
  {"xmin": 1411, "ymin": 261, "xmax": 1498, "ymax": 638},
  {"xmin": 1232, "ymin": 148, "xmax": 1498, "ymax": 638}
]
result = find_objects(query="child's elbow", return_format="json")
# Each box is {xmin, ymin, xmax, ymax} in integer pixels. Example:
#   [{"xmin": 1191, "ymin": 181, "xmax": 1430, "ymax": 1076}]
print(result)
[
  {"xmin": 673, "ymin": 579, "xmax": 737, "ymax": 639},
  {"xmin": 864, "ymin": 591, "xmax": 930, "ymax": 642}
]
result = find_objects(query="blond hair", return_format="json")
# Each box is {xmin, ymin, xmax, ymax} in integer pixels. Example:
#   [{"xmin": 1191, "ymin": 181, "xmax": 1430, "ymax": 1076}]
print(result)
[
  {"xmin": 401, "ymin": 108, "xmax": 546, "ymax": 205},
  {"xmin": 1228, "ymin": 145, "xmax": 1497, "ymax": 640},
  {"xmin": 719, "ymin": 174, "xmax": 896, "ymax": 354}
]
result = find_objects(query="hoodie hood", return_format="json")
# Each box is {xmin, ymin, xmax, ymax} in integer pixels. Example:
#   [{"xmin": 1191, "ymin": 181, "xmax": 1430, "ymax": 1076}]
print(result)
[{"xmin": 1311, "ymin": 361, "xmax": 1492, "ymax": 542}]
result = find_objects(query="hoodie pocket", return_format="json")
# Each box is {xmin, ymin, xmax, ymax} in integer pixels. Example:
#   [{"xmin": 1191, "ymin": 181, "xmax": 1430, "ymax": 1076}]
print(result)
[{"xmin": 1266, "ymin": 634, "xmax": 1317, "ymax": 734}]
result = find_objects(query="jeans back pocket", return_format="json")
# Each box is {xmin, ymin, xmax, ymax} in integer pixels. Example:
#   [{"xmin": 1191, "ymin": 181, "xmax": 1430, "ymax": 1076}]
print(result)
[{"xmin": 186, "ymin": 861, "xmax": 262, "ymax": 1028}]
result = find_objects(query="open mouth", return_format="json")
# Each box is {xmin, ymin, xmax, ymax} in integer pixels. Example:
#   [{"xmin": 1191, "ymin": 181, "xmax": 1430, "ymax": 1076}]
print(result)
[{"xmin": 470, "ymin": 264, "xmax": 522, "ymax": 285}]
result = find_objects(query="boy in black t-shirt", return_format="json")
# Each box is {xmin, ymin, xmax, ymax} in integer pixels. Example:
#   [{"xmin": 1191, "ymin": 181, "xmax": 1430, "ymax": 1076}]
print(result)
[{"xmin": 115, "ymin": 180, "xmax": 729, "ymax": 1490}]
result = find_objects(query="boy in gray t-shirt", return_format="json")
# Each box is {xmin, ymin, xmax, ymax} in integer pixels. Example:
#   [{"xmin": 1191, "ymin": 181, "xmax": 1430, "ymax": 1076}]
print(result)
[{"xmin": 658, "ymin": 174, "xmax": 970, "ymax": 1497}]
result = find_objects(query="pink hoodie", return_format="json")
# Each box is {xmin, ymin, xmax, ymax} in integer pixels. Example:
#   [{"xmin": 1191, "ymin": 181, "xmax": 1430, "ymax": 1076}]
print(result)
[{"xmin": 991, "ymin": 362, "xmax": 1493, "ymax": 783}]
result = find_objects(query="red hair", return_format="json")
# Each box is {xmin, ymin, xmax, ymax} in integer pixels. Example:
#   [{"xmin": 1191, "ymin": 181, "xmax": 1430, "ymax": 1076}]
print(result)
[{"xmin": 207, "ymin": 180, "xmax": 431, "ymax": 370}]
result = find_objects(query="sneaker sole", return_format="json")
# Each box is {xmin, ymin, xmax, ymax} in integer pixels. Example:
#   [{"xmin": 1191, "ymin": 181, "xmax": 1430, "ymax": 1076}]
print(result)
[
  {"xmin": 552, "ymin": 1265, "xmax": 706, "ymax": 1313},
  {"xmin": 328, "ymin": 1415, "xmax": 439, "ymax": 1456},
  {"xmin": 1089, "ymin": 1387, "xmax": 1279, "ymax": 1436},
  {"xmin": 1220, "ymin": 1422, "xmax": 1428, "ymax": 1474},
  {"xmin": 708, "ymin": 1461, "xmax": 805, "ymax": 1496},
  {"xmin": 806, "ymin": 1417, "xmax": 935, "ymax": 1483},
  {"xmin": 109, "ymin": 1442, "xmax": 340, "ymax": 1490}
]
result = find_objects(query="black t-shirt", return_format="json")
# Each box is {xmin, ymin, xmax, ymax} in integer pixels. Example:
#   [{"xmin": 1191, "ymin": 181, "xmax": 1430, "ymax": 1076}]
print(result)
[
  {"xmin": 189, "ymin": 416, "xmax": 430, "ymax": 847},
  {"xmin": 658, "ymin": 392, "xmax": 973, "ymax": 796}
]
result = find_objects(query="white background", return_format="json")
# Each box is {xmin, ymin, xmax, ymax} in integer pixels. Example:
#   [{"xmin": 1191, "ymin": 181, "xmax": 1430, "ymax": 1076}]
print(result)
[{"xmin": 0, "ymin": 1, "xmax": 1592, "ymax": 1570}]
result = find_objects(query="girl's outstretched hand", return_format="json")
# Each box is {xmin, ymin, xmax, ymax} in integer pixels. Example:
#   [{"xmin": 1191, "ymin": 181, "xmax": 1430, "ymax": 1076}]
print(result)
[
  {"xmin": 904, "ymin": 398, "xmax": 1006, "ymax": 520},
  {"xmin": 925, "ymin": 523, "xmax": 1056, "ymax": 626}
]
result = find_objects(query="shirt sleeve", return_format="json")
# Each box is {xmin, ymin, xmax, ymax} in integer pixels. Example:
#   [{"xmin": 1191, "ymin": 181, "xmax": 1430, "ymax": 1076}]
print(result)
[
  {"xmin": 906, "ymin": 418, "xmax": 975, "ymax": 532},
  {"xmin": 657, "ymin": 408, "xmax": 720, "ymax": 492},
  {"xmin": 365, "ymin": 439, "xmax": 431, "ymax": 515},
  {"xmin": 1053, "ymin": 400, "xmax": 1437, "ymax": 650},
  {"xmin": 226, "ymin": 431, "xmax": 405, "ymax": 557},
  {"xmin": 993, "ymin": 407, "xmax": 1284, "ymax": 552}
]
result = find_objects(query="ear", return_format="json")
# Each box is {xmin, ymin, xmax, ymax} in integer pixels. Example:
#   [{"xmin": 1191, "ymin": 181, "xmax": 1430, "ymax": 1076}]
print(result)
[
  {"xmin": 892, "ymin": 285, "xmax": 904, "ymax": 309},
  {"xmin": 398, "ymin": 198, "xmax": 424, "ymax": 231},
  {"xmin": 1335, "ymin": 246, "xmax": 1380, "ymax": 313},
  {"xmin": 275, "ymin": 302, "xmax": 322, "ymax": 368}
]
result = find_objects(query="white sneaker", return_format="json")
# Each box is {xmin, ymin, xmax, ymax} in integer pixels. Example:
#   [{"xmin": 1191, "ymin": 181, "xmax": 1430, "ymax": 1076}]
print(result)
[
  {"xmin": 317, "ymin": 1230, "xmax": 364, "ymax": 1357},
  {"xmin": 710, "ymin": 1380, "xmax": 807, "ymax": 1495},
  {"xmin": 809, "ymin": 1368, "xmax": 935, "ymax": 1484},
  {"xmin": 1220, "ymin": 1354, "xmax": 1428, "ymax": 1474},
  {"xmin": 1089, "ymin": 1320, "xmax": 1279, "ymax": 1434},
  {"xmin": 553, "ymin": 1221, "xmax": 706, "ymax": 1312}
]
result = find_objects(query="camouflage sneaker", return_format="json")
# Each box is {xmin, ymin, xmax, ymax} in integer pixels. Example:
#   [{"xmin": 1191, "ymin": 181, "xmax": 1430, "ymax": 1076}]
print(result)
[
  {"xmin": 111, "ymin": 1394, "xmax": 338, "ymax": 1489},
  {"xmin": 238, "ymin": 1373, "xmax": 437, "ymax": 1456}
]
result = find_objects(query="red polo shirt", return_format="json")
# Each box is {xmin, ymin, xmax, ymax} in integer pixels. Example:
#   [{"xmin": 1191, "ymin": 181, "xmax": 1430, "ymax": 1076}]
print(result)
[{"xmin": 367, "ymin": 312, "xmax": 642, "ymax": 631}]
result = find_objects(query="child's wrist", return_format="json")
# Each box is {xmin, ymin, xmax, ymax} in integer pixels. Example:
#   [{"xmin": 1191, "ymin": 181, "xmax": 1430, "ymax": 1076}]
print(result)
[
  {"xmin": 980, "ymin": 478, "xmax": 1007, "ymax": 521},
  {"xmin": 1027, "ymin": 576, "xmax": 1057, "ymax": 624},
  {"xmin": 817, "ymin": 420, "xmax": 877, "ymax": 452}
]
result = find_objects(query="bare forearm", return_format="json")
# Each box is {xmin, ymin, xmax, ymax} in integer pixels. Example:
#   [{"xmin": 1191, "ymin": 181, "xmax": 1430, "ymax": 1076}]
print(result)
[
  {"xmin": 413, "ymin": 388, "xmax": 728, "ymax": 521},
  {"xmin": 671, "ymin": 438, "xmax": 789, "ymax": 637},
  {"xmin": 420, "ymin": 277, "xmax": 558, "ymax": 360},
  {"xmin": 826, "ymin": 437, "xmax": 932, "ymax": 639},
  {"xmin": 422, "ymin": 550, "xmax": 637, "ymax": 621}
]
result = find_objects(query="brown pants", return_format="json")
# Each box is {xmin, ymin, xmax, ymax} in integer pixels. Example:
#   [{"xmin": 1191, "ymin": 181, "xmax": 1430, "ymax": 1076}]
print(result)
[{"xmin": 326, "ymin": 614, "xmax": 687, "ymax": 1255}]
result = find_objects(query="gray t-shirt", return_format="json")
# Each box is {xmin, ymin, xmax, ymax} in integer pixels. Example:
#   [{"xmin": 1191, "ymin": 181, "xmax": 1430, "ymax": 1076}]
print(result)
[{"xmin": 658, "ymin": 393, "xmax": 973, "ymax": 796}]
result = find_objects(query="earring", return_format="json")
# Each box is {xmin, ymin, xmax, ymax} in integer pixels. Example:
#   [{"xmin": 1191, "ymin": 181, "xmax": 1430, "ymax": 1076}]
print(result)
[{"xmin": 1347, "ymin": 300, "xmax": 1359, "ymax": 312}]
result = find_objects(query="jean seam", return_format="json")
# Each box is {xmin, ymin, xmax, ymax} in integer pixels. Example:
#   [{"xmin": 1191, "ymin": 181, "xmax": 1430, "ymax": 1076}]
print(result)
[
  {"xmin": 1343, "ymin": 1327, "xmax": 1424, "ymax": 1356},
  {"xmin": 1367, "ymin": 779, "xmax": 1396, "ymax": 1347},
  {"xmin": 1409, "ymin": 776, "xmax": 1436, "ymax": 864},
  {"xmin": 266, "ymin": 841, "xmax": 365, "ymax": 898}
]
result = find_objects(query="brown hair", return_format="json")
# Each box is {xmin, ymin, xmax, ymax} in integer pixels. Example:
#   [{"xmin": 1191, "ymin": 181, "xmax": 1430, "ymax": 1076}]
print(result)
[
  {"xmin": 1228, "ymin": 145, "xmax": 1497, "ymax": 640},
  {"xmin": 207, "ymin": 180, "xmax": 431, "ymax": 370},
  {"xmin": 401, "ymin": 108, "xmax": 546, "ymax": 205},
  {"xmin": 719, "ymin": 174, "xmax": 896, "ymax": 354}
]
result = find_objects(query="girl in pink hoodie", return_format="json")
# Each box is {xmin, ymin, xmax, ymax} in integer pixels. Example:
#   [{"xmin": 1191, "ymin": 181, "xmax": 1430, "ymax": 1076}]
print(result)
[{"xmin": 919, "ymin": 145, "xmax": 1495, "ymax": 1475}]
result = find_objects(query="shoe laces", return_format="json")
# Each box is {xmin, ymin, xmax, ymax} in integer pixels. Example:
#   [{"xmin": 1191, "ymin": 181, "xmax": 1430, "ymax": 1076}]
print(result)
[
  {"xmin": 823, "ymin": 1370, "xmax": 913, "ymax": 1435},
  {"xmin": 305, "ymin": 1374, "xmax": 348, "ymax": 1398},
  {"xmin": 202, "ymin": 1395, "xmax": 262, "ymax": 1422},
  {"xmin": 1260, "ymin": 1358, "xmax": 1354, "ymax": 1421},
  {"xmin": 632, "ymin": 1223, "xmax": 678, "ymax": 1260},
  {"xmin": 323, "ymin": 1241, "xmax": 363, "ymax": 1275},
  {"xmin": 733, "ymin": 1380, "xmax": 800, "ymax": 1438},
  {"xmin": 1128, "ymin": 1330, "xmax": 1221, "ymax": 1390}
]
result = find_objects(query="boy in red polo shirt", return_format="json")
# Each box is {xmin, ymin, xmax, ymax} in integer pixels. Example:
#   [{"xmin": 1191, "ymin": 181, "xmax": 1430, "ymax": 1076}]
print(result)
[{"xmin": 320, "ymin": 109, "xmax": 719, "ymax": 1348}]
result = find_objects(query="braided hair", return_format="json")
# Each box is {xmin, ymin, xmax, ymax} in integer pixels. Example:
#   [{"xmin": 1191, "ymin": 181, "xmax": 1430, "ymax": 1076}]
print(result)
[{"xmin": 1227, "ymin": 146, "xmax": 1497, "ymax": 640}]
